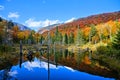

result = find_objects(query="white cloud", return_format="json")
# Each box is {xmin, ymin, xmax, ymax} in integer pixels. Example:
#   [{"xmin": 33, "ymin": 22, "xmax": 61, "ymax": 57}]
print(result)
[
  {"xmin": 0, "ymin": 5, "xmax": 4, "ymax": 10},
  {"xmin": 8, "ymin": 70, "xmax": 18, "ymax": 77},
  {"xmin": 25, "ymin": 18, "xmax": 61, "ymax": 30},
  {"xmin": 65, "ymin": 17, "xmax": 76, "ymax": 23},
  {"xmin": 25, "ymin": 17, "xmax": 76, "ymax": 31},
  {"xmin": 8, "ymin": 12, "xmax": 20, "ymax": 18}
]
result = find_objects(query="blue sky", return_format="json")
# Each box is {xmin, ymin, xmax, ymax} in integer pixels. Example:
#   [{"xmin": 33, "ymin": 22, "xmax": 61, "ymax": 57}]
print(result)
[{"xmin": 0, "ymin": 0, "xmax": 120, "ymax": 31}]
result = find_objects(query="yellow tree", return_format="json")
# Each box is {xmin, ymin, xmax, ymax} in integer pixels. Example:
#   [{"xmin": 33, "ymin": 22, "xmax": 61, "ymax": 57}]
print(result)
[
  {"xmin": 34, "ymin": 32, "xmax": 40, "ymax": 43},
  {"xmin": 12, "ymin": 26, "xmax": 19, "ymax": 42},
  {"xmin": 0, "ymin": 22, "xmax": 5, "ymax": 43},
  {"xmin": 17, "ymin": 31, "xmax": 25, "ymax": 40},
  {"xmin": 96, "ymin": 24, "xmax": 104, "ymax": 42},
  {"xmin": 82, "ymin": 27, "xmax": 90, "ymax": 41},
  {"xmin": 12, "ymin": 26, "xmax": 19, "ymax": 38},
  {"xmin": 24, "ymin": 30, "xmax": 30, "ymax": 40}
]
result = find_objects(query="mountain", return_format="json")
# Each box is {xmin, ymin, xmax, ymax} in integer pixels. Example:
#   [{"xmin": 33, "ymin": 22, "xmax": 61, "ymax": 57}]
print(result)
[
  {"xmin": 42, "ymin": 11, "xmax": 120, "ymax": 35},
  {"xmin": 38, "ymin": 23, "xmax": 61, "ymax": 34},
  {"xmin": 0, "ymin": 17, "xmax": 31, "ymax": 31},
  {"xmin": 13, "ymin": 22, "xmax": 31, "ymax": 30}
]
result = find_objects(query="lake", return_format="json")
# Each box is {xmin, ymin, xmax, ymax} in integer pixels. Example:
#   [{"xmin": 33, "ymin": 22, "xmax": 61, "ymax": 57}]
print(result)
[{"xmin": 0, "ymin": 57, "xmax": 115, "ymax": 80}]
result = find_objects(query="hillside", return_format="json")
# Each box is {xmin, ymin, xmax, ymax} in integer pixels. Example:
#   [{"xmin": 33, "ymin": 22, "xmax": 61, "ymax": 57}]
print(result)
[
  {"xmin": 13, "ymin": 22, "xmax": 31, "ymax": 30},
  {"xmin": 38, "ymin": 23, "xmax": 61, "ymax": 34},
  {"xmin": 42, "ymin": 11, "xmax": 120, "ymax": 35},
  {"xmin": 0, "ymin": 17, "xmax": 32, "ymax": 44},
  {"xmin": 0, "ymin": 17, "xmax": 31, "ymax": 30}
]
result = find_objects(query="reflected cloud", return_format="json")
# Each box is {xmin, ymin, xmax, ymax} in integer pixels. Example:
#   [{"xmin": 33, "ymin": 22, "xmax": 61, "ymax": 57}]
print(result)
[
  {"xmin": 64, "ymin": 66, "xmax": 75, "ymax": 72},
  {"xmin": 24, "ymin": 61, "xmax": 40, "ymax": 71},
  {"xmin": 0, "ymin": 57, "xmax": 114, "ymax": 80},
  {"xmin": 8, "ymin": 70, "xmax": 18, "ymax": 77},
  {"xmin": 20, "ymin": 58, "xmax": 75, "ymax": 73},
  {"xmin": 23, "ymin": 58, "xmax": 59, "ymax": 71}
]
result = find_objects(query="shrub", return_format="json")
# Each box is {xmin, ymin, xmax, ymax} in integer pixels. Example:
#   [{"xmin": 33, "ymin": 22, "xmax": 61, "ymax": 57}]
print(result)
[
  {"xmin": 0, "ymin": 45, "xmax": 13, "ymax": 53},
  {"xmin": 97, "ymin": 45, "xmax": 120, "ymax": 59},
  {"xmin": 97, "ymin": 46, "xmax": 108, "ymax": 54}
]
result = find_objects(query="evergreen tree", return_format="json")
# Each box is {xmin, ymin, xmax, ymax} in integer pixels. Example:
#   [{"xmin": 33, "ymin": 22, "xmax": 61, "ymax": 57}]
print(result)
[
  {"xmin": 58, "ymin": 33, "xmax": 63, "ymax": 43},
  {"xmin": 8, "ymin": 20, "xmax": 14, "ymax": 29},
  {"xmin": 69, "ymin": 32, "xmax": 74, "ymax": 44},
  {"xmin": 0, "ymin": 35, "xmax": 2, "ymax": 44},
  {"xmin": 39, "ymin": 35, "xmax": 44, "ymax": 44},
  {"xmin": 112, "ymin": 27, "xmax": 120, "ymax": 49},
  {"xmin": 55, "ymin": 26, "xmax": 59, "ymax": 41},
  {"xmin": 55, "ymin": 26, "xmax": 59, "ymax": 35},
  {"xmin": 28, "ymin": 32, "xmax": 34, "ymax": 44},
  {"xmin": 89, "ymin": 24, "xmax": 97, "ymax": 42},
  {"xmin": 51, "ymin": 36, "xmax": 55, "ymax": 44},
  {"xmin": 76, "ymin": 28, "xmax": 84, "ymax": 46},
  {"xmin": 90, "ymin": 24, "xmax": 97, "ymax": 37},
  {"xmin": 63, "ymin": 33, "xmax": 68, "ymax": 44},
  {"xmin": 0, "ymin": 17, "xmax": 2, "ymax": 22},
  {"xmin": 54, "ymin": 26, "xmax": 63, "ymax": 43}
]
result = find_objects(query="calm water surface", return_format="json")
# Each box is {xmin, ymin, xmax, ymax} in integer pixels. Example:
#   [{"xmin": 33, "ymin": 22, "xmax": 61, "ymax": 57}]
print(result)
[{"xmin": 0, "ymin": 58, "xmax": 115, "ymax": 80}]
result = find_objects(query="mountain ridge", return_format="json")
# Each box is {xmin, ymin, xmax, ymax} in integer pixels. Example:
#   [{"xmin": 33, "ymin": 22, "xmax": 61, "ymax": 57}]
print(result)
[
  {"xmin": 38, "ymin": 23, "xmax": 61, "ymax": 34},
  {"xmin": 0, "ymin": 17, "xmax": 31, "ymax": 31},
  {"xmin": 13, "ymin": 22, "xmax": 31, "ymax": 30},
  {"xmin": 41, "ymin": 11, "xmax": 120, "ymax": 35}
]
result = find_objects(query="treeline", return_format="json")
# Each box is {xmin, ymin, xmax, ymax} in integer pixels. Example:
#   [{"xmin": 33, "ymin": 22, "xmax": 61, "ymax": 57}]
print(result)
[
  {"xmin": 0, "ymin": 17, "xmax": 39, "ymax": 52},
  {"xmin": 42, "ymin": 11, "xmax": 120, "ymax": 37},
  {"xmin": 41, "ymin": 20, "xmax": 120, "ymax": 60},
  {"xmin": 41, "ymin": 20, "xmax": 120, "ymax": 45},
  {"xmin": 0, "ymin": 17, "xmax": 39, "ymax": 45}
]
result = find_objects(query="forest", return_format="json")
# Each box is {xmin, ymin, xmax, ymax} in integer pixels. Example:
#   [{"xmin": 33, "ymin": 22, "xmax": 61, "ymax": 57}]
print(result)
[{"xmin": 0, "ymin": 11, "xmax": 120, "ymax": 79}]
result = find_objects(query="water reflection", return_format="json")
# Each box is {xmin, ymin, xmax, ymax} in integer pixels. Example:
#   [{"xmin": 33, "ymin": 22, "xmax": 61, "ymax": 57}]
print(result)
[
  {"xmin": 0, "ymin": 67, "xmax": 18, "ymax": 80},
  {"xmin": 19, "ymin": 53, "xmax": 22, "ymax": 68},
  {"xmin": 0, "ymin": 58, "xmax": 115, "ymax": 80}
]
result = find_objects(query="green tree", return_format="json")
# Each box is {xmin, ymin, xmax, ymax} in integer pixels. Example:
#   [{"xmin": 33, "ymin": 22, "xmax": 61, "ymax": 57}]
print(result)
[
  {"xmin": 76, "ymin": 28, "xmax": 84, "ymax": 46},
  {"xmin": 112, "ymin": 27, "xmax": 120, "ymax": 49},
  {"xmin": 0, "ymin": 17, "xmax": 2, "ymax": 22},
  {"xmin": 63, "ymin": 33, "xmax": 68, "ymax": 44},
  {"xmin": 89, "ymin": 24, "xmax": 97, "ymax": 43},
  {"xmin": 58, "ymin": 33, "xmax": 63, "ymax": 43},
  {"xmin": 0, "ymin": 35, "xmax": 2, "ymax": 44},
  {"xmin": 8, "ymin": 20, "xmax": 14, "ymax": 29},
  {"xmin": 69, "ymin": 32, "xmax": 74, "ymax": 44},
  {"xmin": 39, "ymin": 35, "xmax": 44, "ymax": 44},
  {"xmin": 28, "ymin": 32, "xmax": 34, "ymax": 44},
  {"xmin": 55, "ymin": 26, "xmax": 59, "ymax": 41},
  {"xmin": 54, "ymin": 26, "xmax": 63, "ymax": 43}
]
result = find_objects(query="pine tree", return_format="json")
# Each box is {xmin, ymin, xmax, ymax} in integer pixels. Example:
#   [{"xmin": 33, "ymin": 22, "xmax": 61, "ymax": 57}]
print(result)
[
  {"xmin": 0, "ymin": 17, "xmax": 2, "ymax": 22},
  {"xmin": 76, "ymin": 28, "xmax": 84, "ymax": 46},
  {"xmin": 63, "ymin": 33, "xmax": 68, "ymax": 45},
  {"xmin": 58, "ymin": 33, "xmax": 63, "ymax": 43},
  {"xmin": 90, "ymin": 24, "xmax": 97, "ymax": 37},
  {"xmin": 39, "ymin": 35, "xmax": 44, "ymax": 44},
  {"xmin": 28, "ymin": 32, "xmax": 34, "ymax": 44},
  {"xmin": 54, "ymin": 26, "xmax": 63, "ymax": 44},
  {"xmin": 8, "ymin": 20, "xmax": 14, "ymax": 29},
  {"xmin": 69, "ymin": 32, "xmax": 74, "ymax": 44},
  {"xmin": 112, "ymin": 27, "xmax": 120, "ymax": 49},
  {"xmin": 55, "ymin": 26, "xmax": 59, "ymax": 41},
  {"xmin": 89, "ymin": 24, "xmax": 97, "ymax": 43}
]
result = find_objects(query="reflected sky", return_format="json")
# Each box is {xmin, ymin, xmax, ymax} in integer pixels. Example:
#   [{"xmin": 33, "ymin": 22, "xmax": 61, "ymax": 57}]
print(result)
[{"xmin": 0, "ymin": 58, "xmax": 115, "ymax": 80}]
